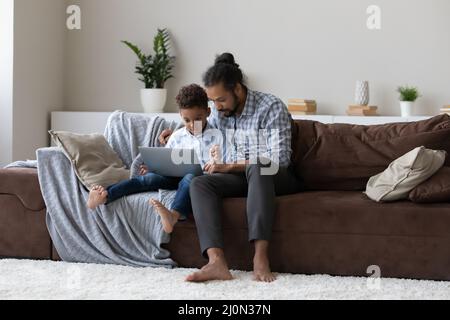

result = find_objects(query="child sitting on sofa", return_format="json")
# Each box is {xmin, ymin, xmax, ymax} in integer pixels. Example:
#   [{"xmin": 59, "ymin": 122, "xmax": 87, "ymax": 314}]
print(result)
[{"xmin": 87, "ymin": 84, "xmax": 223, "ymax": 233}]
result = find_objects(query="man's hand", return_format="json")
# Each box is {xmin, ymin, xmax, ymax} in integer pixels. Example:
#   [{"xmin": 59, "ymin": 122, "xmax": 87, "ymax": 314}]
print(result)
[
  {"xmin": 203, "ymin": 162, "xmax": 232, "ymax": 174},
  {"xmin": 209, "ymin": 144, "xmax": 222, "ymax": 164},
  {"xmin": 159, "ymin": 129, "xmax": 173, "ymax": 146},
  {"xmin": 139, "ymin": 164, "xmax": 149, "ymax": 176}
]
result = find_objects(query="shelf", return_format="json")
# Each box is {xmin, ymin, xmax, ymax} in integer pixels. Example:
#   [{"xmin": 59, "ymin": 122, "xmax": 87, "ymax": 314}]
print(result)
[{"xmin": 50, "ymin": 111, "xmax": 432, "ymax": 138}]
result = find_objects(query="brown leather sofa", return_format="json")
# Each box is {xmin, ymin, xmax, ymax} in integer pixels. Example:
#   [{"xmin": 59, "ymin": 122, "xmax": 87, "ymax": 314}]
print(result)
[
  {"xmin": 2, "ymin": 115, "xmax": 450, "ymax": 281},
  {"xmin": 0, "ymin": 168, "xmax": 51, "ymax": 259}
]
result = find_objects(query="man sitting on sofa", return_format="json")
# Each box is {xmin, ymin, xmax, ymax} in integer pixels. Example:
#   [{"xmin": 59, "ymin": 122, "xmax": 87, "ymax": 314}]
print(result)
[{"xmin": 159, "ymin": 53, "xmax": 303, "ymax": 282}]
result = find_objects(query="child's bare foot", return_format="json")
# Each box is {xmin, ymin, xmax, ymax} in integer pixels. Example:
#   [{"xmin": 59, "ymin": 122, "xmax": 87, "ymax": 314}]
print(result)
[
  {"xmin": 87, "ymin": 185, "xmax": 108, "ymax": 209},
  {"xmin": 150, "ymin": 199, "xmax": 180, "ymax": 233}
]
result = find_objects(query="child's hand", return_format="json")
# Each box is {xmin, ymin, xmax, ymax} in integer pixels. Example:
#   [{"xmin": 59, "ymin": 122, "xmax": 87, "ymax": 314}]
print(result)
[
  {"xmin": 209, "ymin": 145, "xmax": 222, "ymax": 163},
  {"xmin": 139, "ymin": 164, "xmax": 149, "ymax": 176},
  {"xmin": 159, "ymin": 129, "xmax": 173, "ymax": 146}
]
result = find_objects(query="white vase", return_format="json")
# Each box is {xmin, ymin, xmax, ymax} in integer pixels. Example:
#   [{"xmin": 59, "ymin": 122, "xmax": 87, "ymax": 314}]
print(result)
[
  {"xmin": 140, "ymin": 88, "xmax": 167, "ymax": 113},
  {"xmin": 355, "ymin": 81, "xmax": 370, "ymax": 106},
  {"xmin": 400, "ymin": 101, "xmax": 414, "ymax": 117}
]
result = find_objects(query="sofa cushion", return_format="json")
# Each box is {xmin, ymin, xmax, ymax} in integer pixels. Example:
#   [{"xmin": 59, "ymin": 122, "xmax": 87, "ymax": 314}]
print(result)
[
  {"xmin": 174, "ymin": 190, "xmax": 450, "ymax": 237},
  {"xmin": 169, "ymin": 191, "xmax": 450, "ymax": 279},
  {"xmin": 49, "ymin": 131, "xmax": 130, "ymax": 190},
  {"xmin": 364, "ymin": 146, "xmax": 446, "ymax": 202},
  {"xmin": 409, "ymin": 166, "xmax": 450, "ymax": 203},
  {"xmin": 0, "ymin": 168, "xmax": 45, "ymax": 211},
  {"xmin": 291, "ymin": 114, "xmax": 450, "ymax": 191}
]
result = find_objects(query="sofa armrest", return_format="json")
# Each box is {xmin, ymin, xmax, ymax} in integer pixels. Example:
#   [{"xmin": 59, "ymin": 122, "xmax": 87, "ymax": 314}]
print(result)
[{"xmin": 0, "ymin": 168, "xmax": 45, "ymax": 211}]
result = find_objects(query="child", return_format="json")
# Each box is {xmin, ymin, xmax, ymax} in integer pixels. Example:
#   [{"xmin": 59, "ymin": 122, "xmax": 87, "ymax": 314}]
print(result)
[{"xmin": 87, "ymin": 84, "xmax": 223, "ymax": 233}]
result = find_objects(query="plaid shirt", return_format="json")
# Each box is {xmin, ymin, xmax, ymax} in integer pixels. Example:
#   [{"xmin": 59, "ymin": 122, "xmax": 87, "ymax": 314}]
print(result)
[
  {"xmin": 166, "ymin": 123, "xmax": 223, "ymax": 168},
  {"xmin": 209, "ymin": 89, "xmax": 292, "ymax": 167}
]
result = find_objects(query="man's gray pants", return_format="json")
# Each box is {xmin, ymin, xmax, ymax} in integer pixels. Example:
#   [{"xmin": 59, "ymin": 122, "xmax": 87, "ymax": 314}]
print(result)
[{"xmin": 189, "ymin": 163, "xmax": 303, "ymax": 257}]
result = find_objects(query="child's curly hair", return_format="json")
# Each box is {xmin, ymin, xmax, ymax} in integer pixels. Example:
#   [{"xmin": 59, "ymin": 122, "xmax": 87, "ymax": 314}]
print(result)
[{"xmin": 176, "ymin": 84, "xmax": 208, "ymax": 110}]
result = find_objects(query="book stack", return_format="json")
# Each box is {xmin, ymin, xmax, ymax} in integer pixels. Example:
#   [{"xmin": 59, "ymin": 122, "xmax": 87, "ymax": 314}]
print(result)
[
  {"xmin": 287, "ymin": 99, "xmax": 317, "ymax": 115},
  {"xmin": 346, "ymin": 105, "xmax": 378, "ymax": 116},
  {"xmin": 440, "ymin": 105, "xmax": 450, "ymax": 115}
]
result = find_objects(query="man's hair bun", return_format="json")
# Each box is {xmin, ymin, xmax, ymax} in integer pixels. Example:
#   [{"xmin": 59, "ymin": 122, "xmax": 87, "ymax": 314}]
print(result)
[{"xmin": 214, "ymin": 52, "xmax": 239, "ymax": 68}]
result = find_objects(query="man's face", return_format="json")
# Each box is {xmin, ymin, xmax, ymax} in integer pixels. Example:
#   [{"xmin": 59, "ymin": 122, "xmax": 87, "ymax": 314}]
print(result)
[
  {"xmin": 180, "ymin": 106, "xmax": 211, "ymax": 135},
  {"xmin": 205, "ymin": 83, "xmax": 239, "ymax": 118}
]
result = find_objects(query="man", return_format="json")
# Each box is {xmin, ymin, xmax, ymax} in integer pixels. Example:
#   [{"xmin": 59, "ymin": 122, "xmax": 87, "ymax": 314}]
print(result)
[{"xmin": 159, "ymin": 53, "xmax": 303, "ymax": 282}]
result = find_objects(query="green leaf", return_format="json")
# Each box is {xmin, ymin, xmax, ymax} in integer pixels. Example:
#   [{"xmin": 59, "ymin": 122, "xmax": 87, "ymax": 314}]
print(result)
[{"xmin": 121, "ymin": 40, "xmax": 146, "ymax": 65}]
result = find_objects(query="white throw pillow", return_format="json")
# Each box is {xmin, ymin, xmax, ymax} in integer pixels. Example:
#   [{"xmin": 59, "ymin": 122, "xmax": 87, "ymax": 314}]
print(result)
[{"xmin": 365, "ymin": 146, "xmax": 446, "ymax": 202}]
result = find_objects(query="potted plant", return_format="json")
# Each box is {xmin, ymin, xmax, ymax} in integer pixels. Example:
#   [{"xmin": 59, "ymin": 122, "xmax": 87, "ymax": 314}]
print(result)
[
  {"xmin": 397, "ymin": 85, "xmax": 420, "ymax": 117},
  {"xmin": 122, "ymin": 28, "xmax": 175, "ymax": 113}
]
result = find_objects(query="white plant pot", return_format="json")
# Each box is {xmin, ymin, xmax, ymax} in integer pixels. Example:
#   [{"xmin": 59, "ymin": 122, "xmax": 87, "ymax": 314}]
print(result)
[
  {"xmin": 400, "ymin": 101, "xmax": 414, "ymax": 117},
  {"xmin": 140, "ymin": 88, "xmax": 167, "ymax": 113}
]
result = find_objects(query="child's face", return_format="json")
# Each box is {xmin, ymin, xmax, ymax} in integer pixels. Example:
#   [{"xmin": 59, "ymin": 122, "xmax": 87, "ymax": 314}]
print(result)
[{"xmin": 180, "ymin": 106, "xmax": 211, "ymax": 135}]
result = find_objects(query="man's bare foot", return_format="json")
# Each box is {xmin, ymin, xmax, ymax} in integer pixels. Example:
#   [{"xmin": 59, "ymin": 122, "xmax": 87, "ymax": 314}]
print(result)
[
  {"xmin": 87, "ymin": 185, "xmax": 108, "ymax": 209},
  {"xmin": 150, "ymin": 199, "xmax": 180, "ymax": 234},
  {"xmin": 185, "ymin": 260, "xmax": 233, "ymax": 282},
  {"xmin": 253, "ymin": 255, "xmax": 276, "ymax": 282}
]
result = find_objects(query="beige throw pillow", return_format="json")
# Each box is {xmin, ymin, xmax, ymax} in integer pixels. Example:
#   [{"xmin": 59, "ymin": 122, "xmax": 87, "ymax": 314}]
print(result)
[
  {"xmin": 365, "ymin": 146, "xmax": 446, "ymax": 202},
  {"xmin": 49, "ymin": 131, "xmax": 130, "ymax": 190}
]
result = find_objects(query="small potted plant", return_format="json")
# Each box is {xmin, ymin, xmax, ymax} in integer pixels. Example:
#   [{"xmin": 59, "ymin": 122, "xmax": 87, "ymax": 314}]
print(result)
[
  {"xmin": 122, "ymin": 28, "xmax": 175, "ymax": 113},
  {"xmin": 397, "ymin": 85, "xmax": 420, "ymax": 117}
]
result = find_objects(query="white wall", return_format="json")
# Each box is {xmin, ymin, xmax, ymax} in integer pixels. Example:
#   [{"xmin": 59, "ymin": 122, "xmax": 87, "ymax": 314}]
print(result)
[
  {"xmin": 65, "ymin": 0, "xmax": 450, "ymax": 116},
  {"xmin": 12, "ymin": 0, "xmax": 66, "ymax": 161},
  {"xmin": 0, "ymin": 0, "xmax": 14, "ymax": 167},
  {"xmin": 3, "ymin": 0, "xmax": 450, "ymax": 164}
]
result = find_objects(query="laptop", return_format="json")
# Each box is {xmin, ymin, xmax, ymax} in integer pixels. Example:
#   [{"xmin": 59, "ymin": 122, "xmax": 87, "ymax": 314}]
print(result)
[{"xmin": 139, "ymin": 147, "xmax": 203, "ymax": 177}]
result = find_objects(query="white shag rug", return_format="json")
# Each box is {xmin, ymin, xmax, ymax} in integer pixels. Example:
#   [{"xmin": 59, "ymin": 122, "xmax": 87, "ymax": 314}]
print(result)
[{"xmin": 0, "ymin": 259, "xmax": 449, "ymax": 300}]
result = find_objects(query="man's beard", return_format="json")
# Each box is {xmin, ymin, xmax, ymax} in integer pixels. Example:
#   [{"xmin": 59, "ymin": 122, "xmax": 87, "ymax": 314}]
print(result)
[{"xmin": 223, "ymin": 93, "xmax": 240, "ymax": 118}]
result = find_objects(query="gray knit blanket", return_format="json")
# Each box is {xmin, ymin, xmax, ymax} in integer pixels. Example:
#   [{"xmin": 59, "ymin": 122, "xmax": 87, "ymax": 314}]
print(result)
[{"xmin": 34, "ymin": 111, "xmax": 182, "ymax": 267}]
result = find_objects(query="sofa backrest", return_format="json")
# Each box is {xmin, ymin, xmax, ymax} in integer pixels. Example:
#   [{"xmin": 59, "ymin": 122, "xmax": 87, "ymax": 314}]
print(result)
[{"xmin": 291, "ymin": 114, "xmax": 450, "ymax": 191}]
